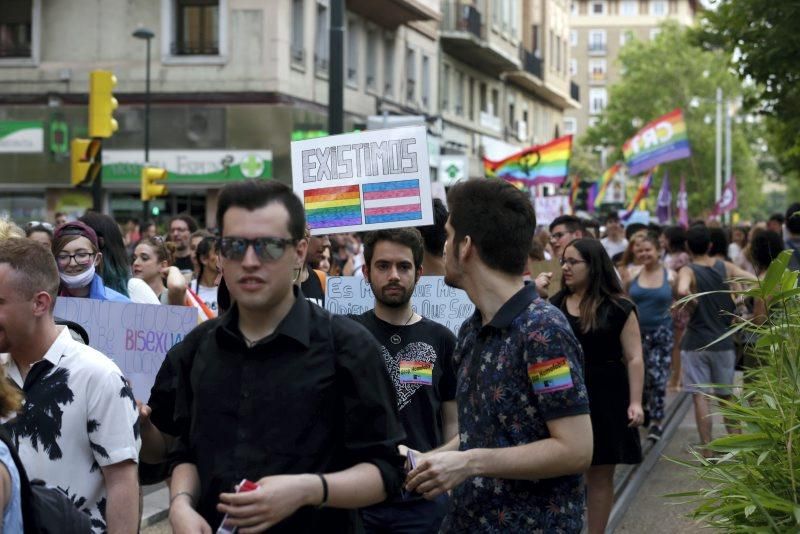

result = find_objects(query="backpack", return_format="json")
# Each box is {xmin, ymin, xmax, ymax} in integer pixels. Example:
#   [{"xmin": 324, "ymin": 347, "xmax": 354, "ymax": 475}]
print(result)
[{"xmin": 0, "ymin": 426, "xmax": 92, "ymax": 534}]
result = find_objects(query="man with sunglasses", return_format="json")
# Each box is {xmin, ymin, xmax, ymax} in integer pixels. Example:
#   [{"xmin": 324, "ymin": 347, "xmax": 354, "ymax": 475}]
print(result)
[{"xmin": 149, "ymin": 180, "xmax": 405, "ymax": 533}]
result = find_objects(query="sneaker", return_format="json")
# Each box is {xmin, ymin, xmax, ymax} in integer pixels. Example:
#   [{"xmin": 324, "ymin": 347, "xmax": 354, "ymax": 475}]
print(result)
[{"xmin": 647, "ymin": 425, "xmax": 663, "ymax": 442}]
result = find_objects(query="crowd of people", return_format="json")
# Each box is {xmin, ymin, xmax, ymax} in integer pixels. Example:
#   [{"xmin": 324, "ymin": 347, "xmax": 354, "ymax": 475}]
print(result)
[{"xmin": 0, "ymin": 188, "xmax": 794, "ymax": 533}]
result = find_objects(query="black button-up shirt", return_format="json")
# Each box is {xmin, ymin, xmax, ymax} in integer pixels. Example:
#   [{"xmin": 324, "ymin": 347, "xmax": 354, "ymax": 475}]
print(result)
[{"xmin": 149, "ymin": 288, "xmax": 406, "ymax": 532}]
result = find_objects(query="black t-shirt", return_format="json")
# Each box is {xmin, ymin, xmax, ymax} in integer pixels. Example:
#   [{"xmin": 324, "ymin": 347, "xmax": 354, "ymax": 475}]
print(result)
[
  {"xmin": 301, "ymin": 268, "xmax": 325, "ymax": 307},
  {"xmin": 173, "ymin": 254, "xmax": 193, "ymax": 272},
  {"xmin": 350, "ymin": 310, "xmax": 457, "ymax": 454}
]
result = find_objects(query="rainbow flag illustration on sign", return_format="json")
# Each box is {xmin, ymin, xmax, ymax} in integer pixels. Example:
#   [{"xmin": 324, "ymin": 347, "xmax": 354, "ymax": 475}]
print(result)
[
  {"xmin": 623, "ymin": 109, "xmax": 691, "ymax": 176},
  {"xmin": 484, "ymin": 135, "xmax": 573, "ymax": 186},
  {"xmin": 291, "ymin": 126, "xmax": 433, "ymax": 235}
]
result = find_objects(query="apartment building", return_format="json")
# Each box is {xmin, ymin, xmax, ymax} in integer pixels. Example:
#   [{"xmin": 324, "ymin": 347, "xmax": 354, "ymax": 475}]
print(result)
[{"xmin": 565, "ymin": 0, "xmax": 697, "ymax": 138}]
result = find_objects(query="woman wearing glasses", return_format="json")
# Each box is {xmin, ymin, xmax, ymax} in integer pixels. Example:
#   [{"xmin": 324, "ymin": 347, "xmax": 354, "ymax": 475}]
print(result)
[
  {"xmin": 52, "ymin": 221, "xmax": 130, "ymax": 302},
  {"xmin": 550, "ymin": 238, "xmax": 644, "ymax": 534},
  {"xmin": 131, "ymin": 237, "xmax": 187, "ymax": 306}
]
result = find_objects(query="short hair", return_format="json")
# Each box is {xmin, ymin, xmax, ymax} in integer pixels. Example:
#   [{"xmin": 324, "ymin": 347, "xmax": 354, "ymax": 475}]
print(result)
[
  {"xmin": 549, "ymin": 215, "xmax": 584, "ymax": 234},
  {"xmin": 25, "ymin": 223, "xmax": 53, "ymax": 239},
  {"xmin": 363, "ymin": 228, "xmax": 424, "ymax": 270},
  {"xmin": 169, "ymin": 213, "xmax": 199, "ymax": 233},
  {"xmin": 768, "ymin": 212, "xmax": 785, "ymax": 225},
  {"xmin": 139, "ymin": 219, "xmax": 156, "ymax": 234},
  {"xmin": 417, "ymin": 198, "xmax": 448, "ymax": 258},
  {"xmin": 216, "ymin": 179, "xmax": 306, "ymax": 241},
  {"xmin": 785, "ymin": 203, "xmax": 800, "ymax": 234},
  {"xmin": 624, "ymin": 222, "xmax": 647, "ymax": 241},
  {"xmin": 0, "ymin": 239, "xmax": 59, "ymax": 302},
  {"xmin": 686, "ymin": 225, "xmax": 711, "ymax": 255},
  {"xmin": 708, "ymin": 227, "xmax": 729, "ymax": 259},
  {"xmin": 749, "ymin": 229, "xmax": 784, "ymax": 272},
  {"xmin": 448, "ymin": 179, "xmax": 536, "ymax": 275},
  {"xmin": 662, "ymin": 225, "xmax": 687, "ymax": 253},
  {"xmin": 604, "ymin": 212, "xmax": 621, "ymax": 224}
]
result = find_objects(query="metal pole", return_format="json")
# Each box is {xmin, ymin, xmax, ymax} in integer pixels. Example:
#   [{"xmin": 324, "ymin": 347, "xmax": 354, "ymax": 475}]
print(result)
[
  {"xmin": 715, "ymin": 88, "xmax": 723, "ymax": 213},
  {"xmin": 142, "ymin": 37, "xmax": 151, "ymax": 223},
  {"xmin": 328, "ymin": 0, "xmax": 344, "ymax": 135},
  {"xmin": 724, "ymin": 99, "xmax": 733, "ymax": 226},
  {"xmin": 92, "ymin": 144, "xmax": 103, "ymax": 212}
]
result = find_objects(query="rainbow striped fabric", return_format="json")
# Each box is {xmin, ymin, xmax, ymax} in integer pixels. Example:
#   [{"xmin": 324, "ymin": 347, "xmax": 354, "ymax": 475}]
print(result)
[
  {"xmin": 363, "ymin": 179, "xmax": 422, "ymax": 224},
  {"xmin": 527, "ymin": 357, "xmax": 573, "ymax": 394},
  {"xmin": 484, "ymin": 135, "xmax": 573, "ymax": 186},
  {"xmin": 621, "ymin": 169, "xmax": 655, "ymax": 220},
  {"xmin": 304, "ymin": 184, "xmax": 362, "ymax": 230},
  {"xmin": 594, "ymin": 162, "xmax": 622, "ymax": 208},
  {"xmin": 399, "ymin": 360, "xmax": 433, "ymax": 386},
  {"xmin": 623, "ymin": 108, "xmax": 691, "ymax": 176}
]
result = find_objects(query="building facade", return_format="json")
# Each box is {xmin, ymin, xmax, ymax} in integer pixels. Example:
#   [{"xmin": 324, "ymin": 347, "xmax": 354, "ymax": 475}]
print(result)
[{"xmin": 565, "ymin": 0, "xmax": 697, "ymax": 139}]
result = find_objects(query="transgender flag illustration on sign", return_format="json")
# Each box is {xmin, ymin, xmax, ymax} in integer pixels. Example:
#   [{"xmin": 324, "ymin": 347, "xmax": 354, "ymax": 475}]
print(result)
[{"xmin": 362, "ymin": 179, "xmax": 423, "ymax": 224}]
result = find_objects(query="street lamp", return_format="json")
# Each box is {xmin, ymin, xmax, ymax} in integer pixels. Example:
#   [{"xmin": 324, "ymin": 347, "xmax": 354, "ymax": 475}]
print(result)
[{"xmin": 133, "ymin": 27, "xmax": 155, "ymax": 221}]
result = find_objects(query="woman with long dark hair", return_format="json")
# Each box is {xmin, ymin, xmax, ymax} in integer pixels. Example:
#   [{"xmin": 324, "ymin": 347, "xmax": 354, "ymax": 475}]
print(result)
[
  {"xmin": 192, "ymin": 236, "xmax": 220, "ymax": 316},
  {"xmin": 550, "ymin": 238, "xmax": 644, "ymax": 534}
]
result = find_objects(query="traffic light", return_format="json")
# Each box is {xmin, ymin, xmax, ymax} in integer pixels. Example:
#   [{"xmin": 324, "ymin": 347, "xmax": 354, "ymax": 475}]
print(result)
[
  {"xmin": 141, "ymin": 167, "xmax": 168, "ymax": 201},
  {"xmin": 70, "ymin": 138, "xmax": 100, "ymax": 186},
  {"xmin": 88, "ymin": 70, "xmax": 118, "ymax": 138}
]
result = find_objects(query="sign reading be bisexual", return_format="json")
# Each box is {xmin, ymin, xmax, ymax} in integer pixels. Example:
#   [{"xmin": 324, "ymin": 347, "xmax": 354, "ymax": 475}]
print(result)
[
  {"xmin": 326, "ymin": 276, "xmax": 475, "ymax": 335},
  {"xmin": 54, "ymin": 298, "xmax": 198, "ymax": 401},
  {"xmin": 291, "ymin": 126, "xmax": 433, "ymax": 235}
]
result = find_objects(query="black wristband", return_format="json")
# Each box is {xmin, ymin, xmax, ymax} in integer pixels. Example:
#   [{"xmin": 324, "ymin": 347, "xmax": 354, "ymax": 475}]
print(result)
[{"xmin": 316, "ymin": 473, "xmax": 328, "ymax": 508}]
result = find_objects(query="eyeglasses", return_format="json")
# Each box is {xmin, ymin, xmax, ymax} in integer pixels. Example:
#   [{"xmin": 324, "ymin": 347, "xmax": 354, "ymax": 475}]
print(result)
[
  {"xmin": 26, "ymin": 221, "xmax": 54, "ymax": 231},
  {"xmin": 559, "ymin": 258, "xmax": 586, "ymax": 267},
  {"xmin": 55, "ymin": 251, "xmax": 96, "ymax": 267},
  {"xmin": 550, "ymin": 231, "xmax": 571, "ymax": 242},
  {"xmin": 219, "ymin": 237, "xmax": 296, "ymax": 262}
]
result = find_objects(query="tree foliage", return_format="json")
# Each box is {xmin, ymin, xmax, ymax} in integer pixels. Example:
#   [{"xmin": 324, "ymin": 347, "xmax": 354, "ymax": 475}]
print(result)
[{"xmin": 583, "ymin": 22, "xmax": 764, "ymax": 220}]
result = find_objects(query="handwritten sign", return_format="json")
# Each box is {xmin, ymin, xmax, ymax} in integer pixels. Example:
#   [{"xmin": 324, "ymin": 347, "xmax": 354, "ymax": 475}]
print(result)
[
  {"xmin": 534, "ymin": 195, "xmax": 571, "ymax": 226},
  {"xmin": 325, "ymin": 276, "xmax": 475, "ymax": 335},
  {"xmin": 291, "ymin": 126, "xmax": 433, "ymax": 235},
  {"xmin": 54, "ymin": 298, "xmax": 198, "ymax": 400}
]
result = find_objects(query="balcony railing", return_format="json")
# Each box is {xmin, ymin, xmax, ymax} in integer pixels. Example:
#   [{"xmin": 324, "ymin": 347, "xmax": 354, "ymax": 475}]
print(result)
[
  {"xmin": 171, "ymin": 41, "xmax": 220, "ymax": 56},
  {"xmin": 441, "ymin": 1, "xmax": 482, "ymax": 40},
  {"xmin": 520, "ymin": 48, "xmax": 543, "ymax": 79},
  {"xmin": 570, "ymin": 82, "xmax": 580, "ymax": 102},
  {"xmin": 588, "ymin": 42, "xmax": 607, "ymax": 54},
  {"xmin": 0, "ymin": 43, "xmax": 32, "ymax": 58}
]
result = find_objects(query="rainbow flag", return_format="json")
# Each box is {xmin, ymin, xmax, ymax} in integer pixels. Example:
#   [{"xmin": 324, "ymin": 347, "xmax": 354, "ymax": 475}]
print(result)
[
  {"xmin": 528, "ymin": 357, "xmax": 573, "ymax": 394},
  {"xmin": 362, "ymin": 179, "xmax": 422, "ymax": 224},
  {"xmin": 569, "ymin": 175, "xmax": 580, "ymax": 211},
  {"xmin": 399, "ymin": 360, "xmax": 433, "ymax": 386},
  {"xmin": 484, "ymin": 135, "xmax": 573, "ymax": 186},
  {"xmin": 304, "ymin": 184, "xmax": 362, "ymax": 230},
  {"xmin": 594, "ymin": 162, "xmax": 622, "ymax": 208},
  {"xmin": 621, "ymin": 169, "xmax": 655, "ymax": 220},
  {"xmin": 623, "ymin": 109, "xmax": 691, "ymax": 175}
]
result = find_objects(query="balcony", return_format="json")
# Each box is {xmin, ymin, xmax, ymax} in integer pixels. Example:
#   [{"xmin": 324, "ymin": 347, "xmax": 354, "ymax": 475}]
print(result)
[
  {"xmin": 479, "ymin": 111, "xmax": 502, "ymax": 134},
  {"xmin": 571, "ymin": 82, "xmax": 580, "ymax": 102},
  {"xmin": 588, "ymin": 42, "xmax": 607, "ymax": 55},
  {"xmin": 347, "ymin": 0, "xmax": 441, "ymax": 29},
  {"xmin": 440, "ymin": 1, "xmax": 520, "ymax": 74}
]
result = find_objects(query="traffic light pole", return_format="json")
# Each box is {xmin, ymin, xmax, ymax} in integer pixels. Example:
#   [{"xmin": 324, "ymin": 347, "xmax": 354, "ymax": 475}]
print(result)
[
  {"xmin": 91, "ymin": 144, "xmax": 103, "ymax": 212},
  {"xmin": 142, "ymin": 36, "xmax": 152, "ymax": 223}
]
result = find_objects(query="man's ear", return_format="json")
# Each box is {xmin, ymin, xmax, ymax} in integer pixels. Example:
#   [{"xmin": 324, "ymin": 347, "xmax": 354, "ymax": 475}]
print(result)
[
  {"xmin": 361, "ymin": 264, "xmax": 370, "ymax": 281},
  {"xmin": 32, "ymin": 291, "xmax": 53, "ymax": 317},
  {"xmin": 459, "ymin": 235, "xmax": 472, "ymax": 263},
  {"xmin": 295, "ymin": 238, "xmax": 308, "ymax": 266}
]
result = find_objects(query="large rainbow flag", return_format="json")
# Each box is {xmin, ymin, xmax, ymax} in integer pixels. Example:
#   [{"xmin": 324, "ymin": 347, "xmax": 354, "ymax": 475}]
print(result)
[
  {"xmin": 623, "ymin": 109, "xmax": 691, "ymax": 176},
  {"xmin": 593, "ymin": 162, "xmax": 622, "ymax": 208},
  {"xmin": 484, "ymin": 135, "xmax": 572, "ymax": 186}
]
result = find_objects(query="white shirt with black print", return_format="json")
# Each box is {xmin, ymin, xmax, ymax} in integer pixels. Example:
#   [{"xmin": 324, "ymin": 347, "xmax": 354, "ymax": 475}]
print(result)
[{"xmin": 2, "ymin": 326, "xmax": 141, "ymax": 532}]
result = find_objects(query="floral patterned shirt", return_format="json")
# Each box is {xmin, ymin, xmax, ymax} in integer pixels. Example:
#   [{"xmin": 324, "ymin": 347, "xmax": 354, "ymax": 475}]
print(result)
[{"xmin": 441, "ymin": 284, "xmax": 590, "ymax": 533}]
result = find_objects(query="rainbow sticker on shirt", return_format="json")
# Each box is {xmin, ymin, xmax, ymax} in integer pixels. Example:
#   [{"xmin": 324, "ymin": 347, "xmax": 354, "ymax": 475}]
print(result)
[
  {"xmin": 528, "ymin": 357, "xmax": 573, "ymax": 394},
  {"xmin": 399, "ymin": 361, "xmax": 433, "ymax": 386}
]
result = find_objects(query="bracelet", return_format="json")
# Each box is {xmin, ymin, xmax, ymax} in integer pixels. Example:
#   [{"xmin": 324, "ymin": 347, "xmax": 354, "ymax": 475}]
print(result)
[
  {"xmin": 169, "ymin": 491, "xmax": 195, "ymax": 508},
  {"xmin": 316, "ymin": 474, "xmax": 328, "ymax": 509}
]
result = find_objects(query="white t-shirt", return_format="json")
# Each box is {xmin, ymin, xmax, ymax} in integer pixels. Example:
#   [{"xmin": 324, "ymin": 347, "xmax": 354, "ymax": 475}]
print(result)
[
  {"xmin": 127, "ymin": 277, "xmax": 160, "ymax": 304},
  {"xmin": 3, "ymin": 327, "xmax": 140, "ymax": 532},
  {"xmin": 195, "ymin": 284, "xmax": 219, "ymax": 315},
  {"xmin": 601, "ymin": 236, "xmax": 629, "ymax": 259}
]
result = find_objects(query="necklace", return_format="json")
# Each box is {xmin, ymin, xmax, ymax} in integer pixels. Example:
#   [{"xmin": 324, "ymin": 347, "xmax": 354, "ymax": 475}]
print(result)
[{"xmin": 389, "ymin": 309, "xmax": 415, "ymax": 345}]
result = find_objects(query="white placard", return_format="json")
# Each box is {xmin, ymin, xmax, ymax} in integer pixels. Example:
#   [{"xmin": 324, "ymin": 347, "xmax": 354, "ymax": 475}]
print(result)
[
  {"xmin": 54, "ymin": 298, "xmax": 198, "ymax": 401},
  {"xmin": 325, "ymin": 276, "xmax": 475, "ymax": 335},
  {"xmin": 291, "ymin": 126, "xmax": 433, "ymax": 235},
  {"xmin": 534, "ymin": 195, "xmax": 571, "ymax": 226}
]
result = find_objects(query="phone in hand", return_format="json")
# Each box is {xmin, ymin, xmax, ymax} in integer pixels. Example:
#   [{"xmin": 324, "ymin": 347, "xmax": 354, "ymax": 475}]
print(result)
[
  {"xmin": 216, "ymin": 479, "xmax": 259, "ymax": 534},
  {"xmin": 401, "ymin": 450, "xmax": 418, "ymax": 500}
]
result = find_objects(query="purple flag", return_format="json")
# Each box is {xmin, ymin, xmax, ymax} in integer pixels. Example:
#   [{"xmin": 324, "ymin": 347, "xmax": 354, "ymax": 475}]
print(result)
[
  {"xmin": 712, "ymin": 175, "xmax": 738, "ymax": 217},
  {"xmin": 656, "ymin": 172, "xmax": 672, "ymax": 223},
  {"xmin": 587, "ymin": 182, "xmax": 599, "ymax": 213},
  {"xmin": 677, "ymin": 175, "xmax": 689, "ymax": 228}
]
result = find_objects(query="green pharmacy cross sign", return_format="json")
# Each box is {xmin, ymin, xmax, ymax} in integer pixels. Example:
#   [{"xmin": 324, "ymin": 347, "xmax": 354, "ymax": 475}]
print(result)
[{"xmin": 101, "ymin": 150, "xmax": 273, "ymax": 184}]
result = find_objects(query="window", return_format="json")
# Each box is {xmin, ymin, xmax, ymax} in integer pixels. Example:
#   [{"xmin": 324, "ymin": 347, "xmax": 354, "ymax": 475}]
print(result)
[
  {"xmin": 532, "ymin": 24, "xmax": 540, "ymax": 55},
  {"xmin": 619, "ymin": 0, "xmax": 637, "ymax": 15},
  {"xmin": 620, "ymin": 30, "xmax": 634, "ymax": 46},
  {"xmin": 508, "ymin": 101, "xmax": 515, "ymax": 127},
  {"xmin": 650, "ymin": 28, "xmax": 662, "ymax": 40},
  {"xmin": 570, "ymin": 30, "xmax": 578, "ymax": 47},
  {"xmin": 456, "ymin": 71, "xmax": 465, "ymax": 114},
  {"xmin": 556, "ymin": 35, "xmax": 561, "ymax": 73},
  {"xmin": 563, "ymin": 41, "xmax": 568, "ymax": 75},
  {"xmin": 479, "ymin": 82, "xmax": 487, "ymax": 113},
  {"xmin": 589, "ymin": 58, "xmax": 606, "ymax": 81},
  {"xmin": 421, "ymin": 54, "xmax": 430, "ymax": 109},
  {"xmin": 384, "ymin": 35, "xmax": 395, "ymax": 95},
  {"xmin": 549, "ymin": 30, "xmax": 555, "ymax": 66},
  {"xmin": 570, "ymin": 2, "xmax": 578, "ymax": 15},
  {"xmin": 290, "ymin": 0, "xmax": 304, "ymax": 65},
  {"xmin": 315, "ymin": 0, "xmax": 329, "ymax": 73},
  {"xmin": 0, "ymin": 0, "xmax": 34, "ymax": 59},
  {"xmin": 346, "ymin": 19, "xmax": 358, "ymax": 86},
  {"xmin": 405, "ymin": 47, "xmax": 416, "ymax": 102},
  {"xmin": 588, "ymin": 29, "xmax": 606, "ymax": 53},
  {"xmin": 591, "ymin": 1, "xmax": 606, "ymax": 15},
  {"xmin": 173, "ymin": 0, "xmax": 220, "ymax": 55},
  {"xmin": 564, "ymin": 118, "xmax": 577, "ymax": 135},
  {"xmin": 491, "ymin": 88, "xmax": 499, "ymax": 117},
  {"xmin": 366, "ymin": 29, "xmax": 378, "ymax": 90},
  {"xmin": 570, "ymin": 58, "xmax": 578, "ymax": 76},
  {"xmin": 650, "ymin": 0, "xmax": 667, "ymax": 16},
  {"xmin": 468, "ymin": 78, "xmax": 475, "ymax": 120},
  {"xmin": 442, "ymin": 64, "xmax": 450, "ymax": 111},
  {"xmin": 589, "ymin": 88, "xmax": 607, "ymax": 114}
]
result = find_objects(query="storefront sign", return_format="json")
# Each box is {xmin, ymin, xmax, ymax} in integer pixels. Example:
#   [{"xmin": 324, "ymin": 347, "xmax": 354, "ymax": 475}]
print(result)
[
  {"xmin": 439, "ymin": 155, "xmax": 468, "ymax": 185},
  {"xmin": 0, "ymin": 121, "xmax": 44, "ymax": 153},
  {"xmin": 102, "ymin": 150, "xmax": 273, "ymax": 183}
]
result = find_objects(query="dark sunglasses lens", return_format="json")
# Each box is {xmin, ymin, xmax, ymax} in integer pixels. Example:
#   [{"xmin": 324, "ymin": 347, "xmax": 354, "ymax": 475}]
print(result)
[
  {"xmin": 220, "ymin": 238, "xmax": 244, "ymax": 259},
  {"xmin": 255, "ymin": 239, "xmax": 286, "ymax": 261}
]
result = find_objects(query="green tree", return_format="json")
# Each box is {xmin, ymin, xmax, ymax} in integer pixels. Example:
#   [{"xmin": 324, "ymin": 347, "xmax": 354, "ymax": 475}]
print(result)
[{"xmin": 583, "ymin": 22, "xmax": 764, "ymax": 220}]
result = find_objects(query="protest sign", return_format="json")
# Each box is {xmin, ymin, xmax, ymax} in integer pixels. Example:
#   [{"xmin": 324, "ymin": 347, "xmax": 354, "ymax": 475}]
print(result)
[
  {"xmin": 291, "ymin": 126, "xmax": 433, "ymax": 235},
  {"xmin": 54, "ymin": 298, "xmax": 198, "ymax": 401},
  {"xmin": 534, "ymin": 195, "xmax": 570, "ymax": 226},
  {"xmin": 325, "ymin": 276, "xmax": 475, "ymax": 335}
]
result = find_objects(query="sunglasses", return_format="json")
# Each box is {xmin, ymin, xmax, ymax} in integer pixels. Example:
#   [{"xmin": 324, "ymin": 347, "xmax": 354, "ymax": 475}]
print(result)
[
  {"xmin": 27, "ymin": 221, "xmax": 54, "ymax": 231},
  {"xmin": 219, "ymin": 236, "xmax": 296, "ymax": 262}
]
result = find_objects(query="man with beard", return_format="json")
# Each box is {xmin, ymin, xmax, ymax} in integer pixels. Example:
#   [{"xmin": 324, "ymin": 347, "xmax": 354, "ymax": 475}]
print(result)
[
  {"xmin": 351, "ymin": 228, "xmax": 458, "ymax": 534},
  {"xmin": 405, "ymin": 179, "xmax": 593, "ymax": 532},
  {"xmin": 168, "ymin": 214, "xmax": 198, "ymax": 273}
]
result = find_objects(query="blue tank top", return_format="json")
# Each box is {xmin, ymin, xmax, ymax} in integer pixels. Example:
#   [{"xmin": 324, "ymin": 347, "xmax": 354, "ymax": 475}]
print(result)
[
  {"xmin": 629, "ymin": 268, "xmax": 672, "ymax": 331},
  {"xmin": 0, "ymin": 441, "xmax": 23, "ymax": 532}
]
